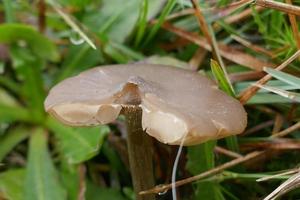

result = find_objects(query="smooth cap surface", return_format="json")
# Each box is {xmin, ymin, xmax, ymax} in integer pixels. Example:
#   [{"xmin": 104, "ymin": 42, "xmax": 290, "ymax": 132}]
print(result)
[{"xmin": 45, "ymin": 64, "xmax": 247, "ymax": 145}]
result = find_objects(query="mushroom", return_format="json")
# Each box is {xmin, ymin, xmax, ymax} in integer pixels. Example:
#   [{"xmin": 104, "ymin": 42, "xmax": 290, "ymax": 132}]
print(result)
[
  {"xmin": 45, "ymin": 64, "xmax": 247, "ymax": 145},
  {"xmin": 44, "ymin": 64, "xmax": 247, "ymax": 199}
]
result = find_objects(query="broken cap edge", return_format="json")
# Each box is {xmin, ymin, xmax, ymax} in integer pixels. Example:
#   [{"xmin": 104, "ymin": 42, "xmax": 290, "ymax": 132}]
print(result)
[
  {"xmin": 47, "ymin": 103, "xmax": 122, "ymax": 127},
  {"xmin": 141, "ymin": 104, "xmax": 189, "ymax": 144}
]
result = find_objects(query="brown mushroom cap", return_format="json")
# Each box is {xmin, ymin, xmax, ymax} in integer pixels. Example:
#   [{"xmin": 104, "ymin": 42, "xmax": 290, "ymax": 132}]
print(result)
[{"xmin": 45, "ymin": 64, "xmax": 247, "ymax": 145}]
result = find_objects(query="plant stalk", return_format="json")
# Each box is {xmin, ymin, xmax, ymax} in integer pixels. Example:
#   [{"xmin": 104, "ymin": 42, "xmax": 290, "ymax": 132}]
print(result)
[{"xmin": 123, "ymin": 106, "xmax": 156, "ymax": 200}]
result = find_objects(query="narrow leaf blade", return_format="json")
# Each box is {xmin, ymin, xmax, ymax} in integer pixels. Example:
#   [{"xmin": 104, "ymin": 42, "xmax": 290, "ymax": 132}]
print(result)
[
  {"xmin": 0, "ymin": 169, "xmax": 25, "ymax": 200},
  {"xmin": 211, "ymin": 59, "xmax": 236, "ymax": 97},
  {"xmin": 264, "ymin": 67, "xmax": 300, "ymax": 87},
  {"xmin": 0, "ymin": 127, "xmax": 30, "ymax": 162},
  {"xmin": 24, "ymin": 128, "xmax": 66, "ymax": 200}
]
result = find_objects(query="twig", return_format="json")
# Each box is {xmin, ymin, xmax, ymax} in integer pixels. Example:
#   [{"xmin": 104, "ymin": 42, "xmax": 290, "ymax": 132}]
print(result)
[
  {"xmin": 77, "ymin": 165, "xmax": 86, "ymax": 200},
  {"xmin": 38, "ymin": 0, "xmax": 46, "ymax": 33},
  {"xmin": 161, "ymin": 22, "xmax": 274, "ymax": 71},
  {"xmin": 243, "ymin": 120, "xmax": 274, "ymax": 136},
  {"xmin": 238, "ymin": 49, "xmax": 300, "ymax": 104},
  {"xmin": 257, "ymin": 168, "xmax": 300, "ymax": 182},
  {"xmin": 215, "ymin": 146, "xmax": 242, "ymax": 158},
  {"xmin": 191, "ymin": 0, "xmax": 216, "ymax": 58},
  {"xmin": 231, "ymin": 35, "xmax": 274, "ymax": 57},
  {"xmin": 140, "ymin": 121, "xmax": 300, "ymax": 195},
  {"xmin": 256, "ymin": 0, "xmax": 300, "ymax": 16},
  {"xmin": 188, "ymin": 48, "xmax": 207, "ymax": 71},
  {"xmin": 224, "ymin": 5, "xmax": 264, "ymax": 24},
  {"xmin": 229, "ymin": 71, "xmax": 266, "ymax": 83},
  {"xmin": 271, "ymin": 121, "xmax": 300, "ymax": 138},
  {"xmin": 285, "ymin": 0, "xmax": 300, "ymax": 50},
  {"xmin": 272, "ymin": 114, "xmax": 284, "ymax": 134},
  {"xmin": 191, "ymin": 0, "xmax": 231, "ymax": 89},
  {"xmin": 139, "ymin": 151, "xmax": 263, "ymax": 195},
  {"xmin": 161, "ymin": 0, "xmax": 254, "ymax": 23},
  {"xmin": 263, "ymin": 172, "xmax": 300, "ymax": 200}
]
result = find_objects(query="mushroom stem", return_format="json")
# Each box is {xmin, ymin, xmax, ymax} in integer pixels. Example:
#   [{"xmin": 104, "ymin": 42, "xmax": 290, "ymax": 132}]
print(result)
[{"xmin": 123, "ymin": 106, "xmax": 156, "ymax": 200}]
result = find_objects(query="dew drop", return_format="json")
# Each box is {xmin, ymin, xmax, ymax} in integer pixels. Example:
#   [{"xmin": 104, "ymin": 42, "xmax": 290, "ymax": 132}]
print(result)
[
  {"xmin": 69, "ymin": 30, "xmax": 84, "ymax": 45},
  {"xmin": 158, "ymin": 190, "xmax": 168, "ymax": 196}
]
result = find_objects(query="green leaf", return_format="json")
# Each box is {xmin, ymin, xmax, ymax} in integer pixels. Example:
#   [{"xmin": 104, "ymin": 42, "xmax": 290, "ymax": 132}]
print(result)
[
  {"xmin": 46, "ymin": 117, "xmax": 110, "ymax": 164},
  {"xmin": 58, "ymin": 0, "xmax": 93, "ymax": 8},
  {"xmin": 86, "ymin": 182, "xmax": 127, "ymax": 200},
  {"xmin": 109, "ymin": 41, "xmax": 144, "ymax": 60},
  {"xmin": 210, "ymin": 59, "xmax": 235, "ymax": 97},
  {"xmin": 24, "ymin": 128, "xmax": 66, "ymax": 200},
  {"xmin": 134, "ymin": 0, "xmax": 149, "ymax": 47},
  {"xmin": 187, "ymin": 141, "xmax": 216, "ymax": 175},
  {"xmin": 0, "ymin": 87, "xmax": 19, "ymax": 106},
  {"xmin": 143, "ymin": 0, "xmax": 176, "ymax": 46},
  {"xmin": 187, "ymin": 141, "xmax": 225, "ymax": 200},
  {"xmin": 0, "ymin": 126, "xmax": 30, "ymax": 162},
  {"xmin": 3, "ymin": 0, "xmax": 15, "ymax": 23},
  {"xmin": 251, "ymin": 5, "xmax": 267, "ymax": 36},
  {"xmin": 235, "ymin": 80, "xmax": 300, "ymax": 94},
  {"xmin": 210, "ymin": 59, "xmax": 239, "ymax": 152},
  {"xmin": 55, "ymin": 43, "xmax": 103, "ymax": 82},
  {"xmin": 0, "ymin": 24, "xmax": 58, "ymax": 61},
  {"xmin": 247, "ymin": 93, "xmax": 293, "ymax": 104},
  {"xmin": 0, "ymin": 169, "xmax": 25, "ymax": 200},
  {"xmin": 140, "ymin": 55, "xmax": 191, "ymax": 68},
  {"xmin": 10, "ymin": 46, "xmax": 46, "ymax": 123},
  {"xmin": 83, "ymin": 0, "xmax": 140, "ymax": 43},
  {"xmin": 60, "ymin": 162, "xmax": 81, "ymax": 200},
  {"xmin": 83, "ymin": 0, "xmax": 163, "ymax": 43},
  {"xmin": 264, "ymin": 67, "xmax": 300, "ymax": 87},
  {"xmin": 0, "ymin": 77, "xmax": 20, "ymax": 94},
  {"xmin": 256, "ymin": 84, "xmax": 300, "ymax": 103},
  {"xmin": 0, "ymin": 104, "xmax": 31, "ymax": 123}
]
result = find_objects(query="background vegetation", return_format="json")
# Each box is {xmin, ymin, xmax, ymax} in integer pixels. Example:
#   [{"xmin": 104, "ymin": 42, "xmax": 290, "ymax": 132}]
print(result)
[{"xmin": 0, "ymin": 0, "xmax": 300, "ymax": 199}]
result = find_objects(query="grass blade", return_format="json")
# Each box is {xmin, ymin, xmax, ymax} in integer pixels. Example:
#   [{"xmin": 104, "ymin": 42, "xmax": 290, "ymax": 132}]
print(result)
[
  {"xmin": 264, "ymin": 67, "xmax": 300, "ymax": 87},
  {"xmin": 0, "ymin": 169, "xmax": 25, "ymax": 200},
  {"xmin": 25, "ymin": 128, "xmax": 66, "ymax": 200},
  {"xmin": 0, "ymin": 127, "xmax": 30, "ymax": 162},
  {"xmin": 47, "ymin": 0, "xmax": 97, "ymax": 50},
  {"xmin": 3, "ymin": 0, "xmax": 15, "ymax": 23},
  {"xmin": 0, "ymin": 104, "xmax": 31, "ymax": 123},
  {"xmin": 187, "ymin": 141, "xmax": 224, "ymax": 200},
  {"xmin": 255, "ymin": 84, "xmax": 300, "ymax": 103},
  {"xmin": 211, "ymin": 59, "xmax": 236, "ymax": 97},
  {"xmin": 0, "ymin": 24, "xmax": 58, "ymax": 61},
  {"xmin": 143, "ymin": 0, "xmax": 176, "ymax": 46},
  {"xmin": 210, "ymin": 59, "xmax": 239, "ymax": 152},
  {"xmin": 134, "ymin": 0, "xmax": 149, "ymax": 48}
]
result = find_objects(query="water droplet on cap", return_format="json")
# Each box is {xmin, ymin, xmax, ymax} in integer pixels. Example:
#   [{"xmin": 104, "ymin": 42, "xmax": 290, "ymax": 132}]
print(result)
[{"xmin": 69, "ymin": 30, "xmax": 84, "ymax": 45}]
